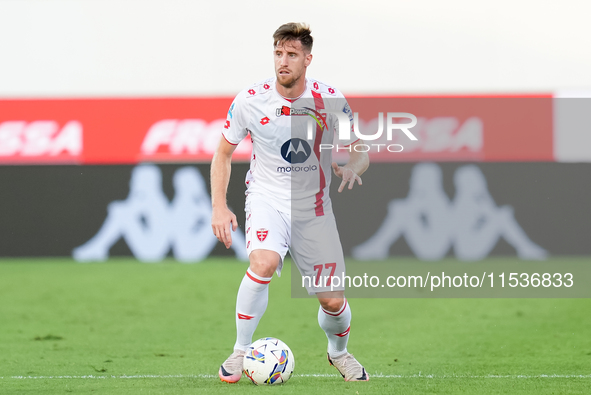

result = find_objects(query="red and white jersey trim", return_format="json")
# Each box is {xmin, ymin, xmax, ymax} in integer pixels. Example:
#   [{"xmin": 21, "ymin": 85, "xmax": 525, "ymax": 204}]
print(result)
[
  {"xmin": 343, "ymin": 138, "xmax": 361, "ymax": 148},
  {"xmin": 222, "ymin": 133, "xmax": 238, "ymax": 146}
]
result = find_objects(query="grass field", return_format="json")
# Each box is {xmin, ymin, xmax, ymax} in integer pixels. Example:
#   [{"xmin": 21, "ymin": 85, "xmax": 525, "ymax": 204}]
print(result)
[{"xmin": 0, "ymin": 257, "xmax": 590, "ymax": 394}]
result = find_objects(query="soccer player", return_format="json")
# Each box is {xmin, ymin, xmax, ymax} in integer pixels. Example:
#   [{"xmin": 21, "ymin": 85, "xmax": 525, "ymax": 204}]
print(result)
[{"xmin": 210, "ymin": 22, "xmax": 370, "ymax": 382}]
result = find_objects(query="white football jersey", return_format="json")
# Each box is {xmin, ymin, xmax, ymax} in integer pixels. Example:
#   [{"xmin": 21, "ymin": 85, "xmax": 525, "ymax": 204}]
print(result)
[{"xmin": 222, "ymin": 77, "xmax": 358, "ymax": 218}]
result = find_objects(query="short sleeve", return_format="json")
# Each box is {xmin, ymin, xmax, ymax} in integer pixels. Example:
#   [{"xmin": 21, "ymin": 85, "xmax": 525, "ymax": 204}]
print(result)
[
  {"xmin": 332, "ymin": 93, "xmax": 358, "ymax": 147},
  {"xmin": 222, "ymin": 91, "xmax": 250, "ymax": 145}
]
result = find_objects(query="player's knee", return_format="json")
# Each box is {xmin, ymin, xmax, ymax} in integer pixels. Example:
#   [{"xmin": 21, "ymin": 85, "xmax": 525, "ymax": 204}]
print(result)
[
  {"xmin": 249, "ymin": 251, "xmax": 279, "ymax": 278},
  {"xmin": 249, "ymin": 260, "xmax": 276, "ymax": 278},
  {"xmin": 318, "ymin": 297, "xmax": 345, "ymax": 313}
]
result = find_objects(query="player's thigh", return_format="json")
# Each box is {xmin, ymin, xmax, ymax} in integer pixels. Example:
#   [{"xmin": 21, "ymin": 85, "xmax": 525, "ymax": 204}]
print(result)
[
  {"xmin": 245, "ymin": 197, "xmax": 290, "ymax": 276},
  {"xmin": 290, "ymin": 214, "xmax": 346, "ymax": 294}
]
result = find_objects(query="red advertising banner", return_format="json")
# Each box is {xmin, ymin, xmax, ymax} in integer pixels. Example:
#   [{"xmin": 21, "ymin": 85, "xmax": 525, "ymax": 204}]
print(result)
[
  {"xmin": 344, "ymin": 96, "xmax": 553, "ymax": 162},
  {"xmin": 0, "ymin": 98, "xmax": 246, "ymax": 164},
  {"xmin": 0, "ymin": 96, "xmax": 553, "ymax": 165}
]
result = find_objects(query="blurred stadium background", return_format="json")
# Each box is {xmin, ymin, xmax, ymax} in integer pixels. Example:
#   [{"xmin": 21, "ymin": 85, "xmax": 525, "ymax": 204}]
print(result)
[{"xmin": 1, "ymin": 1, "xmax": 590, "ymax": 393}]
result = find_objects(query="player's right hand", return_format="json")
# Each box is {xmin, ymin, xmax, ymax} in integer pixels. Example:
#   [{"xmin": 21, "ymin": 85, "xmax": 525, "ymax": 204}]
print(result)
[{"xmin": 211, "ymin": 206, "xmax": 238, "ymax": 249}]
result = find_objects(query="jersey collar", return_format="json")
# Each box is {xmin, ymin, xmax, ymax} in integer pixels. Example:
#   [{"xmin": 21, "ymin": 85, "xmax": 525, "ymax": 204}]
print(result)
[{"xmin": 274, "ymin": 78, "xmax": 309, "ymax": 103}]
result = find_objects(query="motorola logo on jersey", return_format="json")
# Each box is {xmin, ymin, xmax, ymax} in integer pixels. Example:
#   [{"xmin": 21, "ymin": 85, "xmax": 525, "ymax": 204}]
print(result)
[
  {"xmin": 280, "ymin": 138, "xmax": 312, "ymax": 164},
  {"xmin": 276, "ymin": 164, "xmax": 318, "ymax": 173}
]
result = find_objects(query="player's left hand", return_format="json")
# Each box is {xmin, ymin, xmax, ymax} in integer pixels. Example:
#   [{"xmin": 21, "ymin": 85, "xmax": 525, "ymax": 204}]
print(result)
[{"xmin": 331, "ymin": 162, "xmax": 362, "ymax": 193}]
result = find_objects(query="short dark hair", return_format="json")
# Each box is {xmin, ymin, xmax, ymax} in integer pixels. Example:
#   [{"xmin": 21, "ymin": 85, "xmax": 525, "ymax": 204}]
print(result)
[{"xmin": 273, "ymin": 23, "xmax": 313, "ymax": 53}]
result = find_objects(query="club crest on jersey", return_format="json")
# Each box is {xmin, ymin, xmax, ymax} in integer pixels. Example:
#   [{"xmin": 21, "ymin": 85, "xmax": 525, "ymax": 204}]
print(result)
[{"xmin": 256, "ymin": 229, "xmax": 269, "ymax": 242}]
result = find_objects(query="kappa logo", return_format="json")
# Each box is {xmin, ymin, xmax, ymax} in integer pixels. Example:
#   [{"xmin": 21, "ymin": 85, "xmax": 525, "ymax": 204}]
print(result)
[
  {"xmin": 280, "ymin": 138, "xmax": 312, "ymax": 164},
  {"xmin": 256, "ymin": 229, "xmax": 268, "ymax": 242}
]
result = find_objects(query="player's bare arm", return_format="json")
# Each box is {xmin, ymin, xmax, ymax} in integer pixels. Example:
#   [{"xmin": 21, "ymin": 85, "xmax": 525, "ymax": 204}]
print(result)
[
  {"xmin": 210, "ymin": 138, "xmax": 239, "ymax": 249},
  {"xmin": 331, "ymin": 140, "xmax": 370, "ymax": 193}
]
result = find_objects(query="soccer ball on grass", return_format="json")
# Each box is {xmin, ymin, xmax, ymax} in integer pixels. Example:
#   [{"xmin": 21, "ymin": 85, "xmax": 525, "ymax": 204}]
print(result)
[{"xmin": 243, "ymin": 337, "xmax": 295, "ymax": 385}]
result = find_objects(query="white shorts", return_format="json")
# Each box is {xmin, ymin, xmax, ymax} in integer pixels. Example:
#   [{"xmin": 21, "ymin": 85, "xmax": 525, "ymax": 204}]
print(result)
[
  {"xmin": 245, "ymin": 197, "xmax": 291, "ymax": 276},
  {"xmin": 245, "ymin": 195, "xmax": 346, "ymax": 294}
]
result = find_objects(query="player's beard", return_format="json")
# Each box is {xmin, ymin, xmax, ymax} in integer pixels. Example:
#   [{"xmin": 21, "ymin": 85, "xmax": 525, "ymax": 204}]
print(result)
[{"xmin": 276, "ymin": 69, "xmax": 302, "ymax": 89}]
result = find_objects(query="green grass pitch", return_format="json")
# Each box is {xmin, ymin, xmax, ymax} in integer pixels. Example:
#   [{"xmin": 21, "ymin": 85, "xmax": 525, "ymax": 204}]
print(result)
[{"xmin": 0, "ymin": 257, "xmax": 590, "ymax": 394}]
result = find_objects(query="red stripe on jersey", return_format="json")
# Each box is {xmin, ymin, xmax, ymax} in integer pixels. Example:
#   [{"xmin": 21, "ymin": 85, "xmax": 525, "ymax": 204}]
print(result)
[
  {"xmin": 222, "ymin": 133, "xmax": 239, "ymax": 146},
  {"xmin": 311, "ymin": 90, "xmax": 326, "ymax": 217},
  {"xmin": 322, "ymin": 299, "xmax": 348, "ymax": 316},
  {"xmin": 246, "ymin": 270, "xmax": 271, "ymax": 284},
  {"xmin": 237, "ymin": 313, "xmax": 255, "ymax": 320},
  {"xmin": 334, "ymin": 326, "xmax": 351, "ymax": 337}
]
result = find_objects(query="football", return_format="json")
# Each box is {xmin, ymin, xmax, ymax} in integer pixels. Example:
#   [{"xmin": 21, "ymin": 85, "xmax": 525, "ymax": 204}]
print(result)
[{"xmin": 243, "ymin": 337, "xmax": 295, "ymax": 385}]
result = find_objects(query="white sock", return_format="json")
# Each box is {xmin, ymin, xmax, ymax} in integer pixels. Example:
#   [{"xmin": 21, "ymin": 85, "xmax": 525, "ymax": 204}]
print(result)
[
  {"xmin": 318, "ymin": 299, "xmax": 351, "ymax": 358},
  {"xmin": 233, "ymin": 268, "xmax": 272, "ymax": 351}
]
